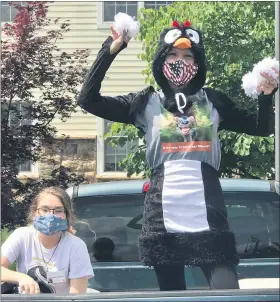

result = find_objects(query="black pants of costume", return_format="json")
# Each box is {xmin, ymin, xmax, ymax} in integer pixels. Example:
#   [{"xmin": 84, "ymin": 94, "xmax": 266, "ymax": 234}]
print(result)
[{"xmin": 154, "ymin": 264, "xmax": 240, "ymax": 291}]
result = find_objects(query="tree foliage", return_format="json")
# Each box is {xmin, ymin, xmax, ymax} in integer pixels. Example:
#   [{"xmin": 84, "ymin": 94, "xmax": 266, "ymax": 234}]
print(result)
[
  {"xmin": 106, "ymin": 1, "xmax": 275, "ymax": 179},
  {"xmin": 1, "ymin": 1, "xmax": 90, "ymax": 229}
]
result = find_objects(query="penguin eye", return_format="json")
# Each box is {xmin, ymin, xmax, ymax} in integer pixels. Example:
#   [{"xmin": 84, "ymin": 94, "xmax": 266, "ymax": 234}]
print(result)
[
  {"xmin": 164, "ymin": 29, "xmax": 182, "ymax": 44},
  {"xmin": 185, "ymin": 29, "xmax": 200, "ymax": 44}
]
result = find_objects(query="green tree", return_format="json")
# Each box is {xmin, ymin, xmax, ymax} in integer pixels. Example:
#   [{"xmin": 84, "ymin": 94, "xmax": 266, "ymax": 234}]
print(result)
[
  {"xmin": 1, "ymin": 2, "xmax": 88, "ymax": 229},
  {"xmin": 106, "ymin": 1, "xmax": 275, "ymax": 179}
]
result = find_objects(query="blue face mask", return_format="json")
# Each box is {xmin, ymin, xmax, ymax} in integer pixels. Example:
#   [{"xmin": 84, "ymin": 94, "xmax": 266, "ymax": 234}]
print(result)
[{"xmin": 33, "ymin": 214, "xmax": 68, "ymax": 235}]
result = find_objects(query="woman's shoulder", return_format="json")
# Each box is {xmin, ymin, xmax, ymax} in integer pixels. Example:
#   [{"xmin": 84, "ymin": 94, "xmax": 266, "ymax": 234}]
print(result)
[
  {"xmin": 203, "ymin": 87, "xmax": 234, "ymax": 112},
  {"xmin": 203, "ymin": 87, "xmax": 231, "ymax": 103},
  {"xmin": 3, "ymin": 226, "xmax": 35, "ymax": 245},
  {"xmin": 11, "ymin": 226, "xmax": 34, "ymax": 237},
  {"xmin": 63, "ymin": 231, "xmax": 88, "ymax": 249}
]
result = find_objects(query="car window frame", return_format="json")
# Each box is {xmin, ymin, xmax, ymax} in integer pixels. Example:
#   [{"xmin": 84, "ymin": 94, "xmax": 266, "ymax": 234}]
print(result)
[{"xmin": 72, "ymin": 190, "xmax": 280, "ymax": 262}]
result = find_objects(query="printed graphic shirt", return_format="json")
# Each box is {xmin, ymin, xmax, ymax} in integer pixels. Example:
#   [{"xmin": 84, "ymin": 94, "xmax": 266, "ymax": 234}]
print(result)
[
  {"xmin": 1, "ymin": 226, "xmax": 94, "ymax": 294},
  {"xmin": 134, "ymin": 89, "xmax": 222, "ymax": 170}
]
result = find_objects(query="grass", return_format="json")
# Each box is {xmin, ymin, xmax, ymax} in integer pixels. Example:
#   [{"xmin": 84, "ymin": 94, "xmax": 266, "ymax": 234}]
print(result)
[{"xmin": 1, "ymin": 228, "xmax": 11, "ymax": 242}]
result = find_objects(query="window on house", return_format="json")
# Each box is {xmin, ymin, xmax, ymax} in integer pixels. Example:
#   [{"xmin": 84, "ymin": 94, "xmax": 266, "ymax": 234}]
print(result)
[
  {"xmin": 103, "ymin": 1, "xmax": 138, "ymax": 22},
  {"xmin": 144, "ymin": 1, "xmax": 174, "ymax": 9},
  {"xmin": 7, "ymin": 102, "xmax": 33, "ymax": 172},
  {"xmin": 19, "ymin": 161, "xmax": 32, "ymax": 172},
  {"xmin": 65, "ymin": 143, "xmax": 78, "ymax": 157},
  {"xmin": 0, "ymin": 1, "xmax": 25, "ymax": 23},
  {"xmin": 104, "ymin": 120, "xmax": 138, "ymax": 172},
  {"xmin": 8, "ymin": 102, "xmax": 32, "ymax": 128}
]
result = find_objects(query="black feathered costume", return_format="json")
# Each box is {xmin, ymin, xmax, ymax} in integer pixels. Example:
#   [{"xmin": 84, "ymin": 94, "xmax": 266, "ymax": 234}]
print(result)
[{"xmin": 78, "ymin": 21, "xmax": 275, "ymax": 272}]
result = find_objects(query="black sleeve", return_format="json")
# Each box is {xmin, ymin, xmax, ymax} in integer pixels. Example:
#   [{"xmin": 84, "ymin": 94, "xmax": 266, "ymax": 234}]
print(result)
[
  {"xmin": 77, "ymin": 36, "xmax": 136, "ymax": 124},
  {"xmin": 207, "ymin": 88, "xmax": 275, "ymax": 136}
]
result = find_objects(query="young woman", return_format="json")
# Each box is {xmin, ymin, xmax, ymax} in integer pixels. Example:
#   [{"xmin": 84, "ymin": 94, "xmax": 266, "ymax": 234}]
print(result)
[
  {"xmin": 77, "ymin": 21, "xmax": 278, "ymax": 291},
  {"xmin": 1, "ymin": 187, "xmax": 94, "ymax": 294}
]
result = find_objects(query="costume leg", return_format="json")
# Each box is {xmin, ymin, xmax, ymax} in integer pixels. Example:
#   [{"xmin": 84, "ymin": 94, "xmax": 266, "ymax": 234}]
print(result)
[
  {"xmin": 201, "ymin": 264, "xmax": 240, "ymax": 289},
  {"xmin": 154, "ymin": 264, "xmax": 186, "ymax": 291}
]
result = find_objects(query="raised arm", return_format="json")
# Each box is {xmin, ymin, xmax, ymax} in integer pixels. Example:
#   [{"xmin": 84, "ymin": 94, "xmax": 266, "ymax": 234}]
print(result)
[
  {"xmin": 205, "ymin": 67, "xmax": 278, "ymax": 137},
  {"xmin": 224, "ymin": 91, "xmax": 274, "ymax": 136},
  {"xmin": 77, "ymin": 27, "xmax": 136, "ymax": 124},
  {"xmin": 206, "ymin": 87, "xmax": 276, "ymax": 136}
]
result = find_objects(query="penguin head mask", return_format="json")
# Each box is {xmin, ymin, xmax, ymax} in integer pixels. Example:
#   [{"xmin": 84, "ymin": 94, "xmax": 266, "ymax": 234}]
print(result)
[{"xmin": 152, "ymin": 20, "xmax": 207, "ymax": 112}]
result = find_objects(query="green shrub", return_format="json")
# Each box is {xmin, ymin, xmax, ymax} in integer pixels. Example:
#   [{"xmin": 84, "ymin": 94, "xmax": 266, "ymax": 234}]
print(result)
[{"xmin": 1, "ymin": 229, "xmax": 16, "ymax": 271}]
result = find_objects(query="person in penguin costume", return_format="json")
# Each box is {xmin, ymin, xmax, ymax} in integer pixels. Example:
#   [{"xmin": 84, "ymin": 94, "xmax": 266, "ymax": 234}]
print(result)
[{"xmin": 78, "ymin": 18, "xmax": 278, "ymax": 291}]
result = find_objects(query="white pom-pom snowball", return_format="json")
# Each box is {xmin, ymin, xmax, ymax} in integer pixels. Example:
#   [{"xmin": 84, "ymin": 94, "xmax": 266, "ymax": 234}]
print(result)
[
  {"xmin": 113, "ymin": 12, "xmax": 139, "ymax": 39},
  {"xmin": 242, "ymin": 57, "xmax": 279, "ymax": 98}
]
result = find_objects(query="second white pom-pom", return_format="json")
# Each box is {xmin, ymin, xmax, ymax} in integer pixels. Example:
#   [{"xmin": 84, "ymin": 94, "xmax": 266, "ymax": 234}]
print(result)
[
  {"xmin": 242, "ymin": 57, "xmax": 279, "ymax": 99},
  {"xmin": 113, "ymin": 12, "xmax": 139, "ymax": 39}
]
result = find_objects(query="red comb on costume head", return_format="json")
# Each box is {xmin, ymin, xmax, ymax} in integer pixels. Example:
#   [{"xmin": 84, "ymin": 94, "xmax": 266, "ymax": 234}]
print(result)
[
  {"xmin": 184, "ymin": 20, "xmax": 191, "ymax": 27},
  {"xmin": 172, "ymin": 20, "xmax": 181, "ymax": 28}
]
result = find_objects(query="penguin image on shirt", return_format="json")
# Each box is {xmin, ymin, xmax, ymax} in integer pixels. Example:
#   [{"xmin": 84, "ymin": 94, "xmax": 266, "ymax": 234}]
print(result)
[{"xmin": 160, "ymin": 97, "xmax": 213, "ymax": 146}]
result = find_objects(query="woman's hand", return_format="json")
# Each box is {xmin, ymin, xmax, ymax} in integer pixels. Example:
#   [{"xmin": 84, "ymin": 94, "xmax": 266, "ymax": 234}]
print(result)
[
  {"xmin": 109, "ymin": 25, "xmax": 131, "ymax": 55},
  {"xmin": 1, "ymin": 261, "xmax": 40, "ymax": 295},
  {"xmin": 18, "ymin": 274, "xmax": 40, "ymax": 295},
  {"xmin": 258, "ymin": 67, "xmax": 279, "ymax": 95}
]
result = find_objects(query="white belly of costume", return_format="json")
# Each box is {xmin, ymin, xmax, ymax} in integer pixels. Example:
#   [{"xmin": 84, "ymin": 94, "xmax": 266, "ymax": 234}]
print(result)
[{"xmin": 162, "ymin": 159, "xmax": 210, "ymax": 233}]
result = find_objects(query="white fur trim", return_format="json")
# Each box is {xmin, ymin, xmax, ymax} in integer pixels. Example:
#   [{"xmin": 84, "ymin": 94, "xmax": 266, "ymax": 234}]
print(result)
[
  {"xmin": 242, "ymin": 57, "xmax": 279, "ymax": 99},
  {"xmin": 113, "ymin": 13, "xmax": 139, "ymax": 39}
]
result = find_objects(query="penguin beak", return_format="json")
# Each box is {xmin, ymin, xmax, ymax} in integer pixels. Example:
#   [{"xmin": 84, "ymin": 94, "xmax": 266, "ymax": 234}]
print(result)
[{"xmin": 173, "ymin": 38, "xmax": 192, "ymax": 49}]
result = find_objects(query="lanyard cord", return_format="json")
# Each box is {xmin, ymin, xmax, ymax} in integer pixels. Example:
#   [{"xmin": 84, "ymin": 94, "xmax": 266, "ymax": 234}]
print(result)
[{"xmin": 37, "ymin": 232, "xmax": 62, "ymax": 271}]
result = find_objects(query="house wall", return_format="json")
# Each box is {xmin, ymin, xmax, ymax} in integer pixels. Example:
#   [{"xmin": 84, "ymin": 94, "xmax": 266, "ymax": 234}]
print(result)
[
  {"xmin": 41, "ymin": 1, "xmax": 147, "ymax": 182},
  {"xmin": 48, "ymin": 1, "xmax": 146, "ymax": 138}
]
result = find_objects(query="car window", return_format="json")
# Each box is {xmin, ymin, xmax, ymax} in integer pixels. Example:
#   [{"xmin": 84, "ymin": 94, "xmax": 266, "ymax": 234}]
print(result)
[
  {"xmin": 73, "ymin": 194, "xmax": 144, "ymax": 262},
  {"xmin": 73, "ymin": 192, "xmax": 280, "ymax": 263},
  {"xmin": 225, "ymin": 192, "xmax": 280, "ymax": 259}
]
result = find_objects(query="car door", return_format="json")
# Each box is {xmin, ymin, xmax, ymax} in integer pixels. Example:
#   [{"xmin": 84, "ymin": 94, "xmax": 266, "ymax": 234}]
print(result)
[
  {"xmin": 72, "ymin": 193, "xmax": 160, "ymax": 291},
  {"xmin": 72, "ymin": 190, "xmax": 279, "ymax": 291},
  {"xmin": 225, "ymin": 190, "xmax": 280, "ymax": 286}
]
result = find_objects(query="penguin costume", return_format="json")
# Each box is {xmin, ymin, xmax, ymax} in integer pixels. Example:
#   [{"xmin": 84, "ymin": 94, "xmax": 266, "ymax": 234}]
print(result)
[{"xmin": 78, "ymin": 19, "xmax": 277, "ymax": 290}]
